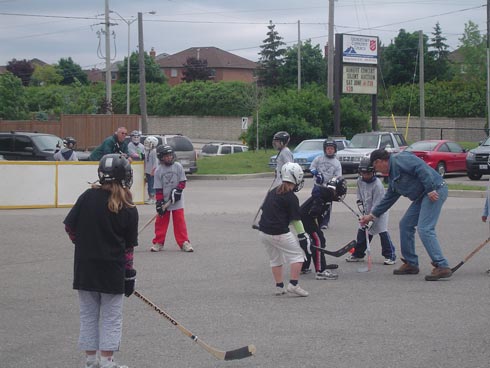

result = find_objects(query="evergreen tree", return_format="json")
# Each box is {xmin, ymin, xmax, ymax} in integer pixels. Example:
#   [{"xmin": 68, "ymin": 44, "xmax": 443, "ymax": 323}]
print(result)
[
  {"xmin": 258, "ymin": 20, "xmax": 286, "ymax": 87},
  {"xmin": 456, "ymin": 21, "xmax": 486, "ymax": 81},
  {"xmin": 427, "ymin": 22, "xmax": 452, "ymax": 81}
]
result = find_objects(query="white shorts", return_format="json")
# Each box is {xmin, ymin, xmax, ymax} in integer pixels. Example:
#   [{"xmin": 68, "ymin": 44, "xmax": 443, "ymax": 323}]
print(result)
[{"xmin": 259, "ymin": 231, "xmax": 306, "ymax": 267}]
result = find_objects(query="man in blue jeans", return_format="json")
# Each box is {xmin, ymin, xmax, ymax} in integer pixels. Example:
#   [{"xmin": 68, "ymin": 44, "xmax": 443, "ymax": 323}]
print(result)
[{"xmin": 360, "ymin": 149, "xmax": 451, "ymax": 281}]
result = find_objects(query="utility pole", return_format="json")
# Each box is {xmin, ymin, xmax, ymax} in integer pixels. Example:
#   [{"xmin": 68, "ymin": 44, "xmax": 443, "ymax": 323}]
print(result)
[
  {"xmin": 419, "ymin": 30, "xmax": 425, "ymax": 140},
  {"xmin": 487, "ymin": 0, "xmax": 490, "ymax": 133},
  {"xmin": 104, "ymin": 0, "xmax": 112, "ymax": 113},
  {"xmin": 138, "ymin": 12, "xmax": 148, "ymax": 133},
  {"xmin": 297, "ymin": 20, "xmax": 301, "ymax": 91},
  {"xmin": 327, "ymin": 0, "xmax": 335, "ymax": 100}
]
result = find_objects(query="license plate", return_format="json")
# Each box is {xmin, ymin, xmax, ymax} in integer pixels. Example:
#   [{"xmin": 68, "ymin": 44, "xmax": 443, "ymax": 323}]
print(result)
[{"xmin": 479, "ymin": 164, "xmax": 487, "ymax": 170}]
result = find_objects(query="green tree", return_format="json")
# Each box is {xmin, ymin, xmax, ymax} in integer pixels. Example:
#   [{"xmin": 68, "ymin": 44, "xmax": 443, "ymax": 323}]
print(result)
[
  {"xmin": 427, "ymin": 22, "xmax": 452, "ymax": 81},
  {"xmin": 181, "ymin": 57, "xmax": 213, "ymax": 82},
  {"xmin": 456, "ymin": 21, "xmax": 486, "ymax": 81},
  {"xmin": 0, "ymin": 72, "xmax": 29, "ymax": 119},
  {"xmin": 258, "ymin": 20, "xmax": 286, "ymax": 88},
  {"xmin": 31, "ymin": 64, "xmax": 63, "ymax": 86},
  {"xmin": 6, "ymin": 58, "xmax": 34, "ymax": 86},
  {"xmin": 280, "ymin": 39, "xmax": 326, "ymax": 87},
  {"xmin": 118, "ymin": 51, "xmax": 166, "ymax": 84},
  {"xmin": 56, "ymin": 57, "xmax": 88, "ymax": 85}
]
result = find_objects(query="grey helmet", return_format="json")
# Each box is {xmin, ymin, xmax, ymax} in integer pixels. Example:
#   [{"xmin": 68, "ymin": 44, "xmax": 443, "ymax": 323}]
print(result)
[
  {"xmin": 98, "ymin": 154, "xmax": 133, "ymax": 188},
  {"xmin": 272, "ymin": 131, "xmax": 290, "ymax": 150}
]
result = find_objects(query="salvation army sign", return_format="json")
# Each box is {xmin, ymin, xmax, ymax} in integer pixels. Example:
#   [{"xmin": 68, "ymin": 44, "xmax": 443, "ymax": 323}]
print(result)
[{"xmin": 342, "ymin": 34, "xmax": 378, "ymax": 64}]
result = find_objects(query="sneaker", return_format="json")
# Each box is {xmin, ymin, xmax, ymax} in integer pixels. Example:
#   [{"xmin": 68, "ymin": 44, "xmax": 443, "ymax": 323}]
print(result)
[
  {"xmin": 275, "ymin": 286, "xmax": 286, "ymax": 296},
  {"xmin": 286, "ymin": 283, "xmax": 309, "ymax": 297},
  {"xmin": 99, "ymin": 360, "xmax": 128, "ymax": 368},
  {"xmin": 384, "ymin": 258, "xmax": 397, "ymax": 265},
  {"xmin": 315, "ymin": 270, "xmax": 339, "ymax": 280},
  {"xmin": 181, "ymin": 241, "xmax": 194, "ymax": 252},
  {"xmin": 425, "ymin": 266, "xmax": 452, "ymax": 281},
  {"xmin": 85, "ymin": 360, "xmax": 99, "ymax": 368},
  {"xmin": 346, "ymin": 255, "xmax": 364, "ymax": 262},
  {"xmin": 393, "ymin": 260, "xmax": 419, "ymax": 275},
  {"xmin": 321, "ymin": 225, "xmax": 329, "ymax": 230},
  {"xmin": 150, "ymin": 243, "xmax": 163, "ymax": 252},
  {"xmin": 300, "ymin": 268, "xmax": 312, "ymax": 275}
]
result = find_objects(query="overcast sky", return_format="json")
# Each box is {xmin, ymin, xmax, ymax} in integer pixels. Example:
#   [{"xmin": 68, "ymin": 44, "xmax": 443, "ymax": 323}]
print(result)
[{"xmin": 0, "ymin": 0, "xmax": 486, "ymax": 69}]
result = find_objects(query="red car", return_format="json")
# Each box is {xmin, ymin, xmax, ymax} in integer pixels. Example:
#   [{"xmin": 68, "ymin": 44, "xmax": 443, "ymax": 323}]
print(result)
[{"xmin": 405, "ymin": 140, "xmax": 468, "ymax": 177}]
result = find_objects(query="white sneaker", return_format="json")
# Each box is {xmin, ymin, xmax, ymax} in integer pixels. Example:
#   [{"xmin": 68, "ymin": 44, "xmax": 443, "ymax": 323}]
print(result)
[
  {"xmin": 286, "ymin": 283, "xmax": 309, "ymax": 297},
  {"xmin": 150, "ymin": 243, "xmax": 163, "ymax": 252},
  {"xmin": 85, "ymin": 360, "xmax": 99, "ymax": 368},
  {"xmin": 99, "ymin": 360, "xmax": 128, "ymax": 368},
  {"xmin": 181, "ymin": 241, "xmax": 194, "ymax": 252},
  {"xmin": 384, "ymin": 258, "xmax": 397, "ymax": 265},
  {"xmin": 275, "ymin": 286, "xmax": 286, "ymax": 296},
  {"xmin": 315, "ymin": 270, "xmax": 339, "ymax": 280}
]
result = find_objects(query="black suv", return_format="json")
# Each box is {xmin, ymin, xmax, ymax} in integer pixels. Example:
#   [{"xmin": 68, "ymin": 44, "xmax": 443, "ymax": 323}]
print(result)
[
  {"xmin": 0, "ymin": 131, "xmax": 63, "ymax": 160},
  {"xmin": 466, "ymin": 136, "xmax": 490, "ymax": 180}
]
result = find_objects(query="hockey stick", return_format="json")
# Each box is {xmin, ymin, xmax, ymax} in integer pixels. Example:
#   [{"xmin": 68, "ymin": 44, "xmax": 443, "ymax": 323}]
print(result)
[
  {"xmin": 451, "ymin": 237, "xmax": 490, "ymax": 273},
  {"xmin": 134, "ymin": 291, "xmax": 256, "ymax": 361},
  {"xmin": 357, "ymin": 228, "xmax": 372, "ymax": 273},
  {"xmin": 310, "ymin": 240, "xmax": 356, "ymax": 257}
]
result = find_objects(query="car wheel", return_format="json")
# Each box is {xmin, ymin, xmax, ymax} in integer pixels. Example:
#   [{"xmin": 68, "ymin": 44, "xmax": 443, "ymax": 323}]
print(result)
[
  {"xmin": 467, "ymin": 171, "xmax": 482, "ymax": 180},
  {"xmin": 436, "ymin": 162, "xmax": 446, "ymax": 177}
]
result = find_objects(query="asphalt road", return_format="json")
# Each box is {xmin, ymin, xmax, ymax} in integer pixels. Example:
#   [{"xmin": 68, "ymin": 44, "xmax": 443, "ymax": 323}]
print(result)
[{"xmin": 1, "ymin": 177, "xmax": 490, "ymax": 368}]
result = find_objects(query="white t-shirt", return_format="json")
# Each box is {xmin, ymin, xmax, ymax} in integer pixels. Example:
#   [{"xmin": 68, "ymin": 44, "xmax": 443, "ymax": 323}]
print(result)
[{"xmin": 154, "ymin": 161, "xmax": 187, "ymax": 211}]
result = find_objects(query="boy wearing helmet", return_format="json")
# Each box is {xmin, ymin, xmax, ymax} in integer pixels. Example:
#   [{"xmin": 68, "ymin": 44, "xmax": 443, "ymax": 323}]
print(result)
[
  {"xmin": 128, "ymin": 130, "xmax": 145, "ymax": 161},
  {"xmin": 346, "ymin": 157, "xmax": 397, "ymax": 265},
  {"xmin": 309, "ymin": 139, "xmax": 342, "ymax": 229},
  {"xmin": 299, "ymin": 176, "xmax": 348, "ymax": 279},
  {"xmin": 63, "ymin": 154, "xmax": 138, "ymax": 368},
  {"xmin": 151, "ymin": 144, "xmax": 193, "ymax": 252},
  {"xmin": 258, "ymin": 162, "xmax": 310, "ymax": 297},
  {"xmin": 54, "ymin": 137, "xmax": 79, "ymax": 161},
  {"xmin": 271, "ymin": 131, "xmax": 294, "ymax": 189},
  {"xmin": 143, "ymin": 136, "xmax": 159, "ymax": 204}
]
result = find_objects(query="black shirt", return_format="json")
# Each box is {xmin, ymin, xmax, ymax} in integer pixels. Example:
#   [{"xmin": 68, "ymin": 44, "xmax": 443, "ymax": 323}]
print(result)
[
  {"xmin": 259, "ymin": 189, "xmax": 301, "ymax": 235},
  {"xmin": 64, "ymin": 188, "xmax": 139, "ymax": 294}
]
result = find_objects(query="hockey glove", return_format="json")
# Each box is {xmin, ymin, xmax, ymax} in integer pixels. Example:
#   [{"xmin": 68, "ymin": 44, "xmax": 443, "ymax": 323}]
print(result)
[
  {"xmin": 310, "ymin": 169, "xmax": 319, "ymax": 177},
  {"xmin": 298, "ymin": 233, "xmax": 311, "ymax": 250},
  {"xmin": 170, "ymin": 188, "xmax": 182, "ymax": 204},
  {"xmin": 124, "ymin": 269, "xmax": 137, "ymax": 297},
  {"xmin": 315, "ymin": 173, "xmax": 324, "ymax": 185},
  {"xmin": 156, "ymin": 200, "xmax": 166, "ymax": 216}
]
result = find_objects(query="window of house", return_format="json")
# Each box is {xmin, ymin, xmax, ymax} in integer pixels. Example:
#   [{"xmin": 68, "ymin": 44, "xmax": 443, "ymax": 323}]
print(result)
[{"xmin": 171, "ymin": 69, "xmax": 178, "ymax": 77}]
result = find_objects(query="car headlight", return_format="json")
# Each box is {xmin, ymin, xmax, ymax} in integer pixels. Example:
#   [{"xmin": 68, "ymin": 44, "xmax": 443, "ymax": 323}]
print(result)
[{"xmin": 466, "ymin": 151, "xmax": 474, "ymax": 160}]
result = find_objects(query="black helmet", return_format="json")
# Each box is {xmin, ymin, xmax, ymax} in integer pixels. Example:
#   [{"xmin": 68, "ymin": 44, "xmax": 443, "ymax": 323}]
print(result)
[
  {"xmin": 323, "ymin": 140, "xmax": 337, "ymax": 157},
  {"xmin": 157, "ymin": 144, "xmax": 175, "ymax": 165},
  {"xmin": 63, "ymin": 136, "xmax": 77, "ymax": 147},
  {"xmin": 98, "ymin": 154, "xmax": 133, "ymax": 188},
  {"xmin": 358, "ymin": 157, "xmax": 374, "ymax": 173},
  {"xmin": 272, "ymin": 131, "xmax": 290, "ymax": 149},
  {"xmin": 326, "ymin": 176, "xmax": 347, "ymax": 201}
]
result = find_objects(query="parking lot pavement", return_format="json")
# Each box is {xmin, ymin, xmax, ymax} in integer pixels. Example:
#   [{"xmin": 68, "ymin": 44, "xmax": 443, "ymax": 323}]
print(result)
[{"xmin": 2, "ymin": 178, "xmax": 490, "ymax": 368}]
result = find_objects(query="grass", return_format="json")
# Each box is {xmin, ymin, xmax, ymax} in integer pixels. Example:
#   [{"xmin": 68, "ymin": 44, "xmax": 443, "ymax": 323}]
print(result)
[{"xmin": 197, "ymin": 149, "xmax": 275, "ymax": 174}]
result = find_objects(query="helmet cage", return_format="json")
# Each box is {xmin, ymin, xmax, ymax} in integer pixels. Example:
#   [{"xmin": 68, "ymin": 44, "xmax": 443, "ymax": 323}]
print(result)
[{"xmin": 280, "ymin": 162, "xmax": 305, "ymax": 192}]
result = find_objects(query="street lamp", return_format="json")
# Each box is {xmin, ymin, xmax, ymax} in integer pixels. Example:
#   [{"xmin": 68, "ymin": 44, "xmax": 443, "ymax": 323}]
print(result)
[{"xmin": 111, "ymin": 10, "xmax": 155, "ymax": 115}]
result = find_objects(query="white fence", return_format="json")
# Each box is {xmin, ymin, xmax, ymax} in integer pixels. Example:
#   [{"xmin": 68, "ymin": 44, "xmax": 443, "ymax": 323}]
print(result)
[{"xmin": 0, "ymin": 161, "xmax": 145, "ymax": 209}]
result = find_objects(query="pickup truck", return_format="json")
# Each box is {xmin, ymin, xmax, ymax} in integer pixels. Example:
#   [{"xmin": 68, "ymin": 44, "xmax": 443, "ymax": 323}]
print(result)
[{"xmin": 336, "ymin": 131, "xmax": 407, "ymax": 174}]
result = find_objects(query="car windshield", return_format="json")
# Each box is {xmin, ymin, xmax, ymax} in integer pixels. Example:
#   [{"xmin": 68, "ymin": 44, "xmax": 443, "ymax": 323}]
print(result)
[
  {"xmin": 166, "ymin": 136, "xmax": 193, "ymax": 151},
  {"xmin": 349, "ymin": 135, "xmax": 379, "ymax": 149},
  {"xmin": 202, "ymin": 144, "xmax": 219, "ymax": 154},
  {"xmin": 31, "ymin": 135, "xmax": 63, "ymax": 152},
  {"xmin": 293, "ymin": 141, "xmax": 323, "ymax": 152},
  {"xmin": 406, "ymin": 141, "xmax": 438, "ymax": 151},
  {"xmin": 481, "ymin": 137, "xmax": 490, "ymax": 146}
]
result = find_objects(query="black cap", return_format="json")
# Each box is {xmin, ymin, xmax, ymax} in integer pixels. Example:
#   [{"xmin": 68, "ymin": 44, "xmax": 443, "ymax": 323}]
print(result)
[{"xmin": 369, "ymin": 149, "xmax": 390, "ymax": 166}]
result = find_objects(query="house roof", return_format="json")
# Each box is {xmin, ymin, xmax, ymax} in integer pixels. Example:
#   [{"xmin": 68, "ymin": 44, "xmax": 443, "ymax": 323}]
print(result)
[{"xmin": 157, "ymin": 47, "xmax": 257, "ymax": 69}]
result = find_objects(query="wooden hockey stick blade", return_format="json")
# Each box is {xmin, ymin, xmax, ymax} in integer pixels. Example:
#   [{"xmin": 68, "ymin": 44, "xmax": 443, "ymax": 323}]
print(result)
[
  {"xmin": 310, "ymin": 240, "xmax": 356, "ymax": 257},
  {"xmin": 138, "ymin": 214, "xmax": 157, "ymax": 236},
  {"xmin": 451, "ymin": 237, "xmax": 490, "ymax": 273},
  {"xmin": 134, "ymin": 291, "xmax": 256, "ymax": 361}
]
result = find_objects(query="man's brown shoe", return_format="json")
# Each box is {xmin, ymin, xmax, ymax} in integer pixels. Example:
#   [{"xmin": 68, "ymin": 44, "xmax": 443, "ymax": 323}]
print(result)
[
  {"xmin": 425, "ymin": 266, "xmax": 452, "ymax": 281},
  {"xmin": 393, "ymin": 259, "xmax": 419, "ymax": 275}
]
